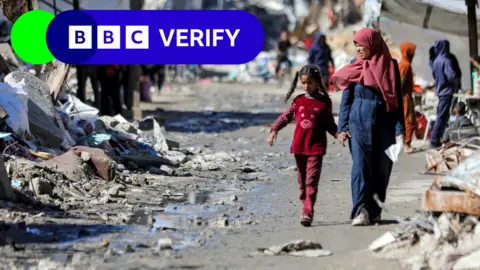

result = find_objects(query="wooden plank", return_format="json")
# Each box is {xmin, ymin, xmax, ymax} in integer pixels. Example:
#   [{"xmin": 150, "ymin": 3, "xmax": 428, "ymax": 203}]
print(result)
[{"xmin": 423, "ymin": 189, "xmax": 480, "ymax": 216}]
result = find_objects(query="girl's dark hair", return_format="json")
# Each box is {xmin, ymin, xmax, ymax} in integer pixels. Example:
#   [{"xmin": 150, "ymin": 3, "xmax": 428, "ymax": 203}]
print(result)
[{"xmin": 284, "ymin": 64, "xmax": 329, "ymax": 103}]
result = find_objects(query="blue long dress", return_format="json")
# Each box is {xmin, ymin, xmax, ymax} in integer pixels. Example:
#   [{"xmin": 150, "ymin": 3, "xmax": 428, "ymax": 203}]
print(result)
[{"xmin": 337, "ymin": 59, "xmax": 405, "ymax": 219}]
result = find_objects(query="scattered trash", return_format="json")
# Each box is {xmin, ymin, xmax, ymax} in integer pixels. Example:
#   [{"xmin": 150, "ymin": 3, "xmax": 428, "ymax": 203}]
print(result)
[{"xmin": 258, "ymin": 240, "xmax": 332, "ymax": 257}]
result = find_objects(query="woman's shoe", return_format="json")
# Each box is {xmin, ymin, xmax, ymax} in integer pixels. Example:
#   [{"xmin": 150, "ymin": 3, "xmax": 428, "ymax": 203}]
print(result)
[
  {"xmin": 370, "ymin": 214, "xmax": 381, "ymax": 224},
  {"xmin": 352, "ymin": 209, "xmax": 371, "ymax": 226},
  {"xmin": 300, "ymin": 216, "xmax": 312, "ymax": 227}
]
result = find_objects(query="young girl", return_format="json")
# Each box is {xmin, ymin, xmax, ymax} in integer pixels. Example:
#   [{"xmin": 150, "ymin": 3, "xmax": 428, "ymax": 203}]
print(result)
[{"xmin": 268, "ymin": 64, "xmax": 338, "ymax": 227}]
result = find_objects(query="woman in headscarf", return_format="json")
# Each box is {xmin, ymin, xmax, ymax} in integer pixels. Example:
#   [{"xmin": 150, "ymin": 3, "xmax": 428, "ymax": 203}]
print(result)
[
  {"xmin": 334, "ymin": 28, "xmax": 405, "ymax": 226},
  {"xmin": 399, "ymin": 42, "xmax": 417, "ymax": 154}
]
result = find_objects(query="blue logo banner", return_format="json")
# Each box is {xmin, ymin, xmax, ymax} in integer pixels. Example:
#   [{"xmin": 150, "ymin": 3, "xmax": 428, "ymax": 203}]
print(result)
[{"xmin": 46, "ymin": 10, "xmax": 265, "ymax": 64}]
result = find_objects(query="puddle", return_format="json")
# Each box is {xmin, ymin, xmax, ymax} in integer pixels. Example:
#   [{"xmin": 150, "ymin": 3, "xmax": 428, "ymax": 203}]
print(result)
[
  {"xmin": 18, "ymin": 179, "xmax": 249, "ymax": 252},
  {"xmin": 19, "ymin": 224, "xmax": 130, "ymax": 246}
]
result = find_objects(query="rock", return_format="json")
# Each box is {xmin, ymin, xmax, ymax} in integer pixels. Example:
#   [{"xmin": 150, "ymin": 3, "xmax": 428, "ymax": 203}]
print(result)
[
  {"xmin": 241, "ymin": 167, "xmax": 256, "ymax": 173},
  {"xmin": 285, "ymin": 166, "xmax": 297, "ymax": 172},
  {"xmin": 453, "ymin": 249, "xmax": 480, "ymax": 270},
  {"xmin": 51, "ymin": 253, "xmax": 69, "ymax": 264},
  {"xmin": 231, "ymin": 195, "xmax": 238, "ymax": 202},
  {"xmin": 475, "ymin": 224, "xmax": 480, "ymax": 235},
  {"xmin": 29, "ymin": 178, "xmax": 53, "ymax": 196},
  {"xmin": 80, "ymin": 151, "xmax": 92, "ymax": 161},
  {"xmin": 127, "ymin": 161, "xmax": 138, "ymax": 170},
  {"xmin": 148, "ymin": 167, "xmax": 163, "ymax": 175},
  {"xmin": 369, "ymin": 232, "xmax": 396, "ymax": 252},
  {"xmin": 213, "ymin": 217, "xmax": 229, "ymax": 228},
  {"xmin": 157, "ymin": 238, "xmax": 173, "ymax": 251},
  {"xmin": 71, "ymin": 253, "xmax": 89, "ymax": 265},
  {"xmin": 38, "ymin": 258, "xmax": 62, "ymax": 270},
  {"xmin": 107, "ymin": 184, "xmax": 125, "ymax": 198},
  {"xmin": 0, "ymin": 157, "xmax": 15, "ymax": 201},
  {"xmin": 116, "ymin": 164, "xmax": 125, "ymax": 172},
  {"xmin": 434, "ymin": 214, "xmax": 456, "ymax": 242},
  {"xmin": 165, "ymin": 151, "xmax": 188, "ymax": 164},
  {"xmin": 160, "ymin": 165, "xmax": 175, "ymax": 175}
]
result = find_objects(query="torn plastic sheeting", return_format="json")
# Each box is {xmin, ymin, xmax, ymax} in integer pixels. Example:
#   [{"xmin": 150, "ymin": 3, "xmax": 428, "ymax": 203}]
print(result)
[
  {"xmin": 135, "ymin": 116, "xmax": 169, "ymax": 153},
  {"xmin": 439, "ymin": 153, "xmax": 480, "ymax": 197},
  {"xmin": 59, "ymin": 94, "xmax": 99, "ymax": 128},
  {"xmin": 0, "ymin": 80, "xmax": 29, "ymax": 137}
]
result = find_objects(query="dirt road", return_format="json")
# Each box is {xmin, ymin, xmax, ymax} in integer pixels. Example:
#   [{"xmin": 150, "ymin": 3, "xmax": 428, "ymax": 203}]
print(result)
[{"xmin": 0, "ymin": 82, "xmax": 432, "ymax": 270}]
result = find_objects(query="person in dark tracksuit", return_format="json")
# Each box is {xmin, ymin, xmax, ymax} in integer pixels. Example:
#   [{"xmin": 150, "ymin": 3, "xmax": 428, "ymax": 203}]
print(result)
[
  {"xmin": 98, "ymin": 65, "xmax": 123, "ymax": 116},
  {"xmin": 275, "ymin": 31, "xmax": 292, "ymax": 77},
  {"xmin": 78, "ymin": 65, "xmax": 100, "ymax": 109},
  {"xmin": 430, "ymin": 39, "xmax": 460, "ymax": 148},
  {"xmin": 334, "ymin": 28, "xmax": 405, "ymax": 226},
  {"xmin": 308, "ymin": 33, "xmax": 335, "ymax": 89}
]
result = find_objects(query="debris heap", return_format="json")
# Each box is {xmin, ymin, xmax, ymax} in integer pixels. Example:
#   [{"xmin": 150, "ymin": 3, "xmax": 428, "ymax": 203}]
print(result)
[{"xmin": 370, "ymin": 138, "xmax": 480, "ymax": 270}]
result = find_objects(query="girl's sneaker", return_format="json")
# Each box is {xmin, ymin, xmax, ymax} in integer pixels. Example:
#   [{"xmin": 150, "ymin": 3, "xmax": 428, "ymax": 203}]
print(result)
[
  {"xmin": 300, "ymin": 216, "xmax": 312, "ymax": 227},
  {"xmin": 352, "ymin": 208, "xmax": 371, "ymax": 226}
]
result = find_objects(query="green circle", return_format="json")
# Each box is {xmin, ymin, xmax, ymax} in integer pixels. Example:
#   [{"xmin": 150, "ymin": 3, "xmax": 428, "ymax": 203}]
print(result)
[{"xmin": 11, "ymin": 10, "xmax": 55, "ymax": 64}]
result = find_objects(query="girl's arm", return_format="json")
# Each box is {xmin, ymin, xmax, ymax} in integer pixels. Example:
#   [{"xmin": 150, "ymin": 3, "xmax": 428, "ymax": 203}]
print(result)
[
  {"xmin": 270, "ymin": 103, "xmax": 296, "ymax": 133},
  {"xmin": 326, "ymin": 99, "xmax": 338, "ymax": 137},
  {"xmin": 337, "ymin": 85, "xmax": 354, "ymax": 133},
  {"xmin": 394, "ymin": 61, "xmax": 406, "ymax": 137}
]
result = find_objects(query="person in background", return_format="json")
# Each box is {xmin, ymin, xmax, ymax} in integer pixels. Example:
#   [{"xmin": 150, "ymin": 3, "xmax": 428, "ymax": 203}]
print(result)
[
  {"xmin": 308, "ymin": 33, "xmax": 335, "ymax": 89},
  {"xmin": 430, "ymin": 39, "xmax": 460, "ymax": 148},
  {"xmin": 268, "ymin": 64, "xmax": 338, "ymax": 227},
  {"xmin": 428, "ymin": 46, "xmax": 436, "ymax": 71},
  {"xmin": 98, "ymin": 65, "xmax": 124, "ymax": 116},
  {"xmin": 78, "ymin": 65, "xmax": 100, "ymax": 109},
  {"xmin": 335, "ymin": 28, "xmax": 405, "ymax": 226},
  {"xmin": 441, "ymin": 102, "xmax": 473, "ymax": 145},
  {"xmin": 363, "ymin": 0, "xmax": 382, "ymax": 29},
  {"xmin": 275, "ymin": 31, "xmax": 292, "ymax": 77},
  {"xmin": 398, "ymin": 42, "xmax": 417, "ymax": 154}
]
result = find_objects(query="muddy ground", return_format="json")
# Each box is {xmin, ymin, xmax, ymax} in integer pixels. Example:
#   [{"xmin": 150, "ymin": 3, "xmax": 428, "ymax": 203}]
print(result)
[{"xmin": 0, "ymin": 82, "xmax": 432, "ymax": 270}]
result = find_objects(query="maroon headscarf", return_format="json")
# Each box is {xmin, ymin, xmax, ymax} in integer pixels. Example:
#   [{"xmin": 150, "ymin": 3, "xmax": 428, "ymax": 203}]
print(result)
[{"xmin": 332, "ymin": 28, "xmax": 398, "ymax": 112}]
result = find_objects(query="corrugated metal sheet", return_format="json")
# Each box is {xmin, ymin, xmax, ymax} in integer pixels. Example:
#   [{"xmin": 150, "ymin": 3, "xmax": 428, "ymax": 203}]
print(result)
[{"xmin": 381, "ymin": 0, "xmax": 479, "ymax": 37}]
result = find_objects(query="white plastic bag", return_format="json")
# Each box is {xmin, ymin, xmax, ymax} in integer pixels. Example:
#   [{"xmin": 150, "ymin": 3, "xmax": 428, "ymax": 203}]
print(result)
[
  {"xmin": 385, "ymin": 137, "xmax": 404, "ymax": 163},
  {"xmin": 59, "ymin": 94, "xmax": 99, "ymax": 128},
  {"xmin": 0, "ymin": 80, "xmax": 30, "ymax": 137}
]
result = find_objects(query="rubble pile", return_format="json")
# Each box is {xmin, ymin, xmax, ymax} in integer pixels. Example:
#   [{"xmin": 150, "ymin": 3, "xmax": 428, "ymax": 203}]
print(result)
[
  {"xmin": 0, "ymin": 65, "xmax": 239, "ymax": 210},
  {"xmin": 370, "ymin": 138, "xmax": 480, "ymax": 270}
]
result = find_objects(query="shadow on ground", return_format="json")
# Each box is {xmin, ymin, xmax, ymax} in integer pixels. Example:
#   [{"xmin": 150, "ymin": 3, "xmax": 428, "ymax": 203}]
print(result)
[
  {"xmin": 142, "ymin": 109, "xmax": 340, "ymax": 134},
  {"xmin": 142, "ymin": 110, "xmax": 281, "ymax": 133}
]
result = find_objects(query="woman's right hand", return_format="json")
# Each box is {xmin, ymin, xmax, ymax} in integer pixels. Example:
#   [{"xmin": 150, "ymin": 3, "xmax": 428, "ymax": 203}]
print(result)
[{"xmin": 267, "ymin": 131, "xmax": 277, "ymax": 146}]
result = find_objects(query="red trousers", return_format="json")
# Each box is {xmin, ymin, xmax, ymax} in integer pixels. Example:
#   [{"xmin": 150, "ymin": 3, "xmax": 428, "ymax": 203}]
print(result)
[{"xmin": 294, "ymin": 155, "xmax": 323, "ymax": 218}]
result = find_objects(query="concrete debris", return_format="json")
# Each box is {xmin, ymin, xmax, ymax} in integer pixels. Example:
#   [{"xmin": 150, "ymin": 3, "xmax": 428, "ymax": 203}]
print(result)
[
  {"xmin": 156, "ymin": 238, "xmax": 173, "ymax": 251},
  {"xmin": 258, "ymin": 240, "xmax": 332, "ymax": 257},
  {"xmin": 371, "ymin": 145, "xmax": 480, "ymax": 269},
  {"xmin": 29, "ymin": 177, "xmax": 53, "ymax": 196}
]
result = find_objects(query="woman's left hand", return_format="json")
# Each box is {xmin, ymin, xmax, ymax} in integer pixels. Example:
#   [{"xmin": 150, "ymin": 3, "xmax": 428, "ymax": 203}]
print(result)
[{"xmin": 396, "ymin": 135, "xmax": 404, "ymax": 142}]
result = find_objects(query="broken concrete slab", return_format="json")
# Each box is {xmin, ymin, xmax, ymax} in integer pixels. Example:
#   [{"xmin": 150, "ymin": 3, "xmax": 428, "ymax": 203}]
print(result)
[{"xmin": 5, "ymin": 71, "xmax": 64, "ymax": 148}]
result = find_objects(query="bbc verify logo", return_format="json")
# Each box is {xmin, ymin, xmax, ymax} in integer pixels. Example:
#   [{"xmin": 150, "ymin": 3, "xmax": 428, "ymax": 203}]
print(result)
[
  {"xmin": 69, "ymin": 26, "xmax": 149, "ymax": 49},
  {"xmin": 47, "ymin": 10, "xmax": 264, "ymax": 64}
]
